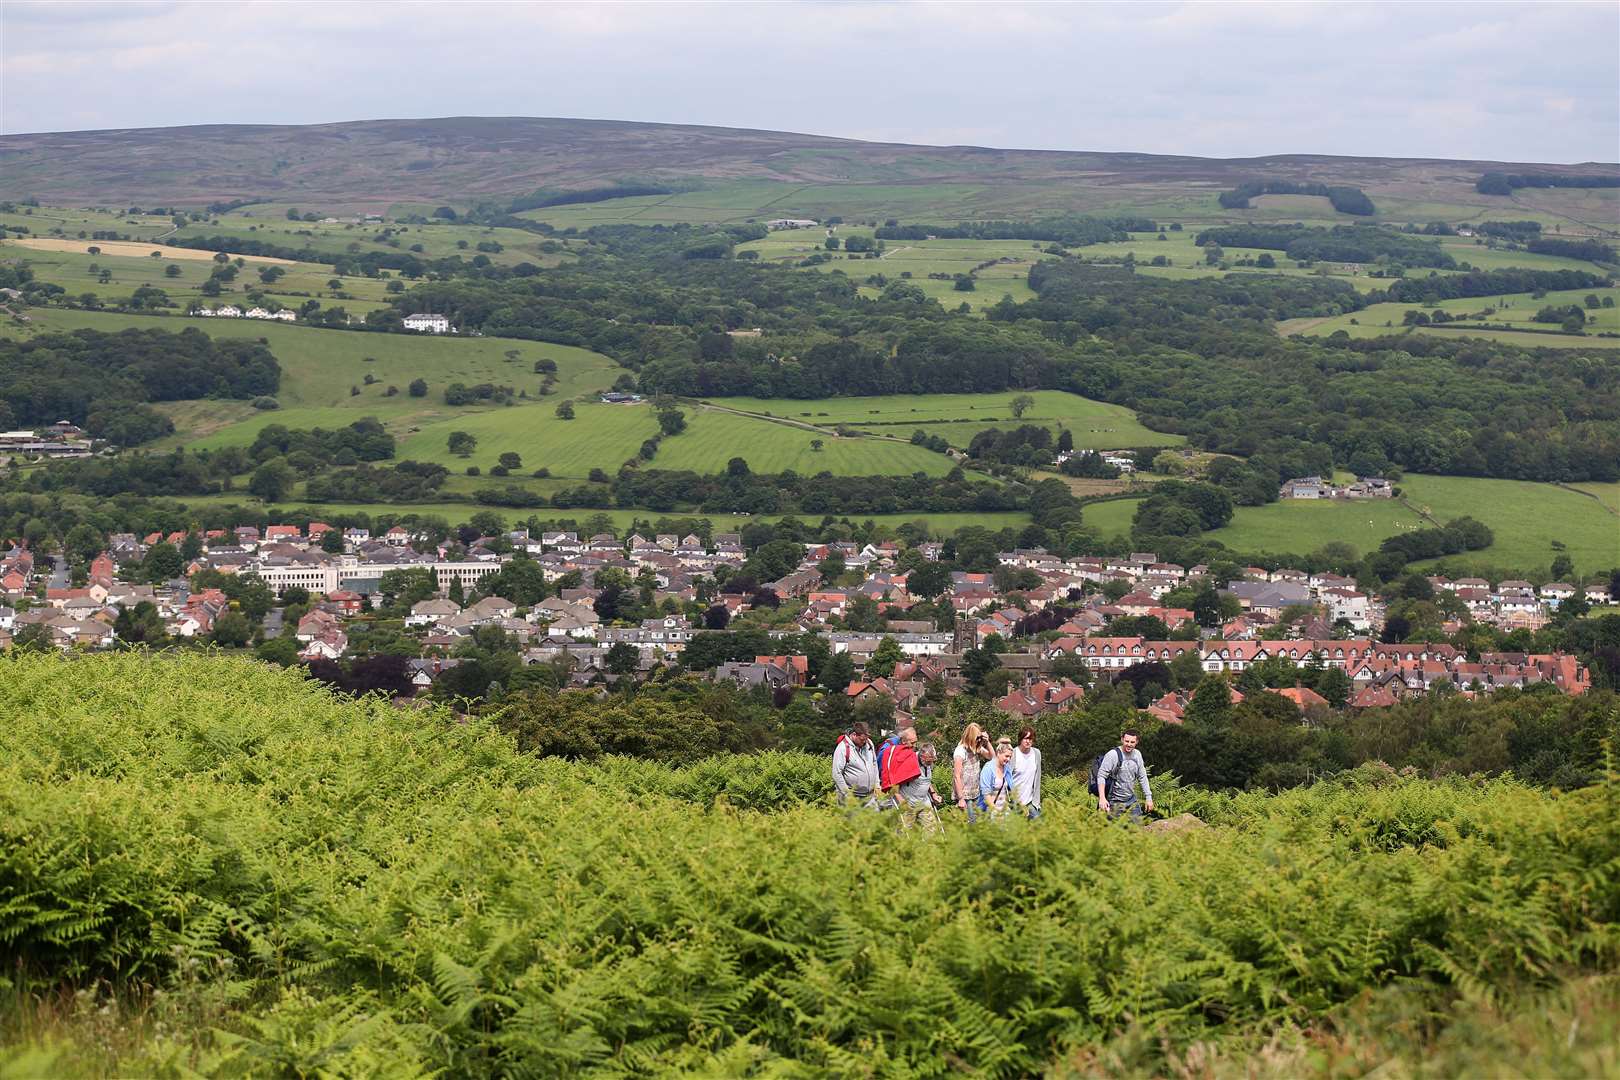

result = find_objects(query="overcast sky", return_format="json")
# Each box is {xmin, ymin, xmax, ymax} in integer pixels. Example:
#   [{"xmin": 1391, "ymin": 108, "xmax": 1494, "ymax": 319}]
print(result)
[{"xmin": 3, "ymin": 1, "xmax": 1616, "ymax": 162}]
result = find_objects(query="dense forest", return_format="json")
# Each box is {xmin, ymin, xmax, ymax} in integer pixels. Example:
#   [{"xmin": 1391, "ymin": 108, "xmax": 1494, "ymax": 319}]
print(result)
[
  {"xmin": 1476, "ymin": 170, "xmax": 1620, "ymax": 194},
  {"xmin": 1217, "ymin": 180, "xmax": 1375, "ymax": 215},
  {"xmin": 0, "ymin": 328, "xmax": 279, "ymax": 445},
  {"xmin": 873, "ymin": 215, "xmax": 1155, "ymax": 245},
  {"xmin": 1193, "ymin": 224, "xmax": 1454, "ymax": 267}
]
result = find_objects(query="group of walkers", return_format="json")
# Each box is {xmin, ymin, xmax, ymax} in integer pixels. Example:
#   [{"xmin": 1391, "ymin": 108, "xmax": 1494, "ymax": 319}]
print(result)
[{"xmin": 830, "ymin": 721, "xmax": 1154, "ymax": 830}]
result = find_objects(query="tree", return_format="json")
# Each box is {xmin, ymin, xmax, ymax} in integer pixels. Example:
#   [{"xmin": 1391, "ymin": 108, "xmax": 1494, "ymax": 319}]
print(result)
[
  {"xmin": 408, "ymin": 378, "xmax": 428, "ymax": 397},
  {"xmin": 1009, "ymin": 394, "xmax": 1035, "ymax": 419},
  {"xmin": 821, "ymin": 651, "xmax": 855, "ymax": 692},
  {"xmin": 1316, "ymin": 666, "xmax": 1352, "ymax": 708},
  {"xmin": 727, "ymin": 456, "xmax": 751, "ymax": 478},
  {"xmin": 605, "ymin": 641, "xmax": 641, "ymax": 677},
  {"xmin": 1550, "ymin": 554, "xmax": 1574, "ymax": 581},
  {"xmin": 249, "ymin": 459, "xmax": 296, "ymax": 502},
  {"xmin": 818, "ymin": 553, "xmax": 846, "ymax": 585},
  {"xmin": 656, "ymin": 406, "xmax": 686, "ymax": 436},
  {"xmin": 113, "ymin": 601, "xmax": 167, "ymax": 646},
  {"xmin": 810, "ymin": 439, "xmax": 824, "ymax": 452},
  {"xmin": 320, "ymin": 529, "xmax": 345, "ymax": 554},
  {"xmin": 211, "ymin": 610, "xmax": 253, "ymax": 647},
  {"xmin": 866, "ymin": 636, "xmax": 905, "ymax": 679},
  {"xmin": 555, "ymin": 400, "xmax": 575, "ymax": 420},
  {"xmin": 1184, "ymin": 676, "xmax": 1233, "ymax": 728},
  {"xmin": 498, "ymin": 451, "xmax": 522, "ymax": 471},
  {"xmin": 254, "ymin": 636, "xmax": 300, "ymax": 667},
  {"xmin": 64, "ymin": 523, "xmax": 104, "ymax": 563},
  {"xmin": 905, "ymin": 560, "xmax": 951, "ymax": 599},
  {"xmin": 448, "ymin": 431, "xmax": 477, "ymax": 457},
  {"xmin": 164, "ymin": 264, "xmax": 182, "ymax": 278},
  {"xmin": 140, "ymin": 542, "xmax": 183, "ymax": 584}
]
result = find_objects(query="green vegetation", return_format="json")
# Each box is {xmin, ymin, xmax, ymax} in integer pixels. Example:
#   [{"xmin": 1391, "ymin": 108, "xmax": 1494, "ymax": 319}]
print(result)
[
  {"xmin": 5, "ymin": 308, "xmax": 620, "ymax": 448},
  {"xmin": 1090, "ymin": 475, "xmax": 1620, "ymax": 574},
  {"xmin": 0, "ymin": 237, "xmax": 398, "ymax": 315},
  {"xmin": 714, "ymin": 391, "xmax": 1181, "ymax": 450},
  {"xmin": 1280, "ymin": 284, "xmax": 1620, "ymax": 345},
  {"xmin": 0, "ymin": 652, "xmax": 1615, "ymax": 1074}
]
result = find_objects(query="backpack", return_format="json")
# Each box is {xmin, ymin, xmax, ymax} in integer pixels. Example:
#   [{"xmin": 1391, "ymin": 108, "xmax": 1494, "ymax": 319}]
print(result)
[
  {"xmin": 1087, "ymin": 747, "xmax": 1124, "ymax": 798},
  {"xmin": 876, "ymin": 735, "xmax": 901, "ymax": 783}
]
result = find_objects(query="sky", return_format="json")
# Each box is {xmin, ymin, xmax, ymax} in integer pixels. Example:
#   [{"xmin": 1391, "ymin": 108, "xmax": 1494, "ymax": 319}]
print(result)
[{"xmin": 3, "ymin": 0, "xmax": 1617, "ymax": 162}]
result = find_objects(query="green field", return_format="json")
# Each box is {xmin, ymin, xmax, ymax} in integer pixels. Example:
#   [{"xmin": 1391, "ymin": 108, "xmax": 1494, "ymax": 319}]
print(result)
[
  {"xmin": 396, "ymin": 400, "xmax": 955, "ymax": 480},
  {"xmin": 0, "ymin": 204, "xmax": 177, "ymax": 241},
  {"xmin": 712, "ymin": 390, "xmax": 1182, "ymax": 450},
  {"xmin": 657, "ymin": 407, "xmax": 953, "ymax": 475},
  {"xmin": 2, "ymin": 307, "xmax": 622, "ymax": 448},
  {"xmin": 166, "ymin": 492, "xmax": 1030, "ymax": 534},
  {"xmin": 1081, "ymin": 475, "xmax": 1619, "ymax": 574},
  {"xmin": 173, "ymin": 207, "xmax": 570, "ymax": 267},
  {"xmin": 1280, "ymin": 284, "xmax": 1620, "ymax": 346},
  {"xmin": 0, "ymin": 237, "xmax": 399, "ymax": 315}
]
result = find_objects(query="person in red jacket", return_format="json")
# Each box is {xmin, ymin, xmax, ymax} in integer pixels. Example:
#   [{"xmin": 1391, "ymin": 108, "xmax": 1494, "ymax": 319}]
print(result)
[{"xmin": 878, "ymin": 726, "xmax": 919, "ymax": 809}]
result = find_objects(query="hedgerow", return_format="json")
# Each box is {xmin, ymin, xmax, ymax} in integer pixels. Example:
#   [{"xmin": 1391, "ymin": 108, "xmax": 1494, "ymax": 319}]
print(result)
[{"xmin": 0, "ymin": 652, "xmax": 1615, "ymax": 1075}]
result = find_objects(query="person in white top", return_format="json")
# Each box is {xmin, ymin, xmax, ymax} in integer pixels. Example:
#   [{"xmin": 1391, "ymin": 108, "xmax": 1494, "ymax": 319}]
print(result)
[{"xmin": 1011, "ymin": 724, "xmax": 1043, "ymax": 820}]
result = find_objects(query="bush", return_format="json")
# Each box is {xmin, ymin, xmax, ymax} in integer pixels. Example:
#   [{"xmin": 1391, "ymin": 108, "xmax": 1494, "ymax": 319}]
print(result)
[{"xmin": 250, "ymin": 396, "xmax": 280, "ymax": 410}]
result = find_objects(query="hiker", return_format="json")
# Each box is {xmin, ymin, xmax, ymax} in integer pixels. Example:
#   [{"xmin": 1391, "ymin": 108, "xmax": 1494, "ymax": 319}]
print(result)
[
  {"xmin": 1011, "ymin": 724, "xmax": 1043, "ymax": 820},
  {"xmin": 831, "ymin": 722, "xmax": 879, "ymax": 808},
  {"xmin": 980, "ymin": 737, "xmax": 1016, "ymax": 818},
  {"xmin": 1096, "ymin": 728, "xmax": 1154, "ymax": 822},
  {"xmin": 877, "ymin": 726, "xmax": 918, "ymax": 810},
  {"xmin": 896, "ymin": 741, "xmax": 941, "ymax": 832},
  {"xmin": 952, "ymin": 723, "xmax": 991, "ymax": 821}
]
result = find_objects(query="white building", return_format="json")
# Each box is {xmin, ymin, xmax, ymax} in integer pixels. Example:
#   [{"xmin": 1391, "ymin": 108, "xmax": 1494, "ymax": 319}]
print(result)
[{"xmin": 403, "ymin": 313, "xmax": 452, "ymax": 334}]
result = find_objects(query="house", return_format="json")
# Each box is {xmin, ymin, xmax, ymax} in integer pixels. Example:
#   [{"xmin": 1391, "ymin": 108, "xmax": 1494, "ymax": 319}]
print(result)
[
  {"xmin": 1279, "ymin": 476, "xmax": 1327, "ymax": 499},
  {"xmin": 402, "ymin": 313, "xmax": 451, "ymax": 334},
  {"xmin": 406, "ymin": 598, "xmax": 461, "ymax": 628},
  {"xmin": 714, "ymin": 661, "xmax": 795, "ymax": 691},
  {"xmin": 1269, "ymin": 686, "xmax": 1330, "ymax": 712},
  {"xmin": 755, "ymin": 655, "xmax": 809, "ymax": 687}
]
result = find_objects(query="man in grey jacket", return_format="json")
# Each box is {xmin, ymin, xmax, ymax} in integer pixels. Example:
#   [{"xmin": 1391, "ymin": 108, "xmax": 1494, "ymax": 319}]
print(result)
[
  {"xmin": 1097, "ymin": 728, "xmax": 1154, "ymax": 821},
  {"xmin": 831, "ymin": 722, "xmax": 880, "ymax": 808}
]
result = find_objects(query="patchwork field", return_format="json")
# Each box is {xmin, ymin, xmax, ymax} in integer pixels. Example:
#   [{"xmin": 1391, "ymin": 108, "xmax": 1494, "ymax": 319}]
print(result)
[
  {"xmin": 0, "ymin": 238, "xmax": 398, "ymax": 316},
  {"xmin": 170, "ymin": 207, "xmax": 570, "ymax": 267},
  {"xmin": 710, "ymin": 390, "xmax": 1182, "ymax": 450},
  {"xmin": 1081, "ymin": 474, "xmax": 1619, "ymax": 575}
]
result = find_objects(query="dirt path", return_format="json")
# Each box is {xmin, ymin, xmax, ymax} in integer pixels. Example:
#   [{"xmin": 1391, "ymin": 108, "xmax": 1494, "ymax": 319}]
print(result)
[{"xmin": 690, "ymin": 400, "xmax": 848, "ymax": 437}]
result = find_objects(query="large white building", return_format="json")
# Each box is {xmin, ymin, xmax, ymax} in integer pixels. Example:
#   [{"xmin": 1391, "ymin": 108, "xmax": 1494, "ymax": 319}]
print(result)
[
  {"xmin": 248, "ymin": 557, "xmax": 500, "ymax": 596},
  {"xmin": 402, "ymin": 313, "xmax": 452, "ymax": 333}
]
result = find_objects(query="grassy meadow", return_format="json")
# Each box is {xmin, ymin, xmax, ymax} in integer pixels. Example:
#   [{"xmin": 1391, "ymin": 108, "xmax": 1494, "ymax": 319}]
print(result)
[
  {"xmin": 1085, "ymin": 475, "xmax": 1619, "ymax": 574},
  {"xmin": 712, "ymin": 390, "xmax": 1183, "ymax": 450}
]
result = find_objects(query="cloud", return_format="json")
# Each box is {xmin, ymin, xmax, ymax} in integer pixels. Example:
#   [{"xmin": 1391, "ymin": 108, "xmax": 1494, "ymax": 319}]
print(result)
[{"xmin": 1, "ymin": 0, "xmax": 1615, "ymax": 162}]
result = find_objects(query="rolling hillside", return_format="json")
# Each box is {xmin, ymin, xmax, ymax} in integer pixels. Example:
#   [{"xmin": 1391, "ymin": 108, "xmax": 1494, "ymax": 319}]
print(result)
[{"xmin": 3, "ymin": 116, "xmax": 1616, "ymax": 224}]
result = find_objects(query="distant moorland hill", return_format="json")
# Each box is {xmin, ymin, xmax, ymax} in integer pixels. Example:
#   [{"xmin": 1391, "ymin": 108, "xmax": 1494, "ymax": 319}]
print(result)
[{"xmin": 2, "ymin": 115, "xmax": 1617, "ymax": 220}]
